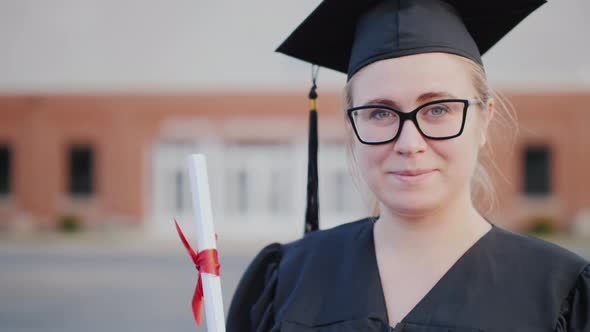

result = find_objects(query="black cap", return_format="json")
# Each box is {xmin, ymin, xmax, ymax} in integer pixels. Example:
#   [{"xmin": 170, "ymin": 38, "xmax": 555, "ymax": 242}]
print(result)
[{"xmin": 277, "ymin": 0, "xmax": 546, "ymax": 80}]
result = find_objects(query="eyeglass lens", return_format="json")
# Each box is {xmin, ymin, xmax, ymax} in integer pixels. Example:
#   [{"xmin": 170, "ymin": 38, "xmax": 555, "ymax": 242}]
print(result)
[{"xmin": 350, "ymin": 101, "xmax": 466, "ymax": 143}]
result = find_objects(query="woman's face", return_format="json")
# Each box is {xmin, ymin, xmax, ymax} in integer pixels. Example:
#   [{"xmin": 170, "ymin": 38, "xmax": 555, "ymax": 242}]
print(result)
[{"xmin": 350, "ymin": 52, "xmax": 490, "ymax": 217}]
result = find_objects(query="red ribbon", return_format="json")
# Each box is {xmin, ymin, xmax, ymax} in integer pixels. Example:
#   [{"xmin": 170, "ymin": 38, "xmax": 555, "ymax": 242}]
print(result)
[{"xmin": 174, "ymin": 218, "xmax": 220, "ymax": 327}]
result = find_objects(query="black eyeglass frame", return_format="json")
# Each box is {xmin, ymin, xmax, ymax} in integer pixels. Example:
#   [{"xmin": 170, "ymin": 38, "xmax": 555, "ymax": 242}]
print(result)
[{"xmin": 346, "ymin": 98, "xmax": 482, "ymax": 145}]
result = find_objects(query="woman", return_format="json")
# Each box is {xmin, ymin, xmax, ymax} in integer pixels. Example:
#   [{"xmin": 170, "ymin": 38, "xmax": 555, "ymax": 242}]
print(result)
[{"xmin": 227, "ymin": 0, "xmax": 590, "ymax": 331}]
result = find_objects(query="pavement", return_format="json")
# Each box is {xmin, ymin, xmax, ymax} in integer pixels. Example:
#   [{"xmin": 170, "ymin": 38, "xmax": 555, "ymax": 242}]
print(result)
[
  {"xmin": 0, "ymin": 231, "xmax": 589, "ymax": 332},
  {"xmin": 0, "ymin": 233, "xmax": 264, "ymax": 332}
]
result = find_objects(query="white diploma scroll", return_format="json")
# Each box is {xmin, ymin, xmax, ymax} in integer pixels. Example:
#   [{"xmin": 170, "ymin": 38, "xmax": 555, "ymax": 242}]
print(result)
[{"xmin": 187, "ymin": 154, "xmax": 226, "ymax": 332}]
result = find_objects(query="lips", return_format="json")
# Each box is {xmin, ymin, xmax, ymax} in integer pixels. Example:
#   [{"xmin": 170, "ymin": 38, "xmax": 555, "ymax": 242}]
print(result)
[
  {"xmin": 390, "ymin": 169, "xmax": 435, "ymax": 176},
  {"xmin": 388, "ymin": 169, "xmax": 437, "ymax": 184}
]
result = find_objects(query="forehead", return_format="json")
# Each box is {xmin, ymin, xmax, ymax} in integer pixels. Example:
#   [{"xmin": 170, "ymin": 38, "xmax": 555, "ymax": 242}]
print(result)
[{"xmin": 351, "ymin": 52, "xmax": 474, "ymax": 106}]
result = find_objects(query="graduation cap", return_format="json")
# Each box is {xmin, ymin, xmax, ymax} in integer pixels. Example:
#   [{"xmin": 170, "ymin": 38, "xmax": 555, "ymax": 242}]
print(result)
[{"xmin": 276, "ymin": 0, "xmax": 546, "ymax": 234}]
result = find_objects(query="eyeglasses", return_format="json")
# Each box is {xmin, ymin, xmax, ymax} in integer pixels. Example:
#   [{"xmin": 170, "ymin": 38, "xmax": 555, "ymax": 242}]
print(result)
[{"xmin": 347, "ymin": 98, "xmax": 481, "ymax": 145}]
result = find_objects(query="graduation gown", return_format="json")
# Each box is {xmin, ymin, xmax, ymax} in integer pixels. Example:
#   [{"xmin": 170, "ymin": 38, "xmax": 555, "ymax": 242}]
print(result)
[{"xmin": 227, "ymin": 217, "xmax": 590, "ymax": 331}]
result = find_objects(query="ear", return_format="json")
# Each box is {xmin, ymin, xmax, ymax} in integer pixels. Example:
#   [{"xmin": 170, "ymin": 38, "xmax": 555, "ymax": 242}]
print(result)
[{"xmin": 479, "ymin": 98, "xmax": 495, "ymax": 148}]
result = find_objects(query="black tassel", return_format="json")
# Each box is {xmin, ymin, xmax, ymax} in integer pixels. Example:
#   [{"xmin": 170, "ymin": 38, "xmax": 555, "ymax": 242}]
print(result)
[{"xmin": 304, "ymin": 69, "xmax": 319, "ymax": 235}]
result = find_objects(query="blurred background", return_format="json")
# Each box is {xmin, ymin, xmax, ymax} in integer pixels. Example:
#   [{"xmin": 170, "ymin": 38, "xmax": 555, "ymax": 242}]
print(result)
[{"xmin": 0, "ymin": 0, "xmax": 589, "ymax": 331}]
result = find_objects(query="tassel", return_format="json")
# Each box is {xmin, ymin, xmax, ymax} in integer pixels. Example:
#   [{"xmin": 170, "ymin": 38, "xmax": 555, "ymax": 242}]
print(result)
[{"xmin": 304, "ymin": 65, "xmax": 320, "ymax": 235}]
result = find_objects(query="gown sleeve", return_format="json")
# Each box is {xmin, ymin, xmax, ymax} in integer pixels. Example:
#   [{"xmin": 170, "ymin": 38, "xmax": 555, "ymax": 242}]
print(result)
[
  {"xmin": 556, "ymin": 264, "xmax": 590, "ymax": 332},
  {"xmin": 226, "ymin": 242, "xmax": 283, "ymax": 332}
]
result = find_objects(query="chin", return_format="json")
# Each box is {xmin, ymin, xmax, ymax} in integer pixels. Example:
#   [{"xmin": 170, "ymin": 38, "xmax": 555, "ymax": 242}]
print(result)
[{"xmin": 381, "ymin": 193, "xmax": 442, "ymax": 218}]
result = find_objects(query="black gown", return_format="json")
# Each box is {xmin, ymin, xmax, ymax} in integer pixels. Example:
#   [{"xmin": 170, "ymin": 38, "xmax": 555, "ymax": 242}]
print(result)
[{"xmin": 227, "ymin": 217, "xmax": 590, "ymax": 331}]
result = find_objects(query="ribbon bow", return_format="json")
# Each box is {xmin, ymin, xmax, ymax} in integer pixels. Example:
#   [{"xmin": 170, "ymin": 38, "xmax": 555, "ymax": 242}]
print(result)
[{"xmin": 174, "ymin": 218, "xmax": 220, "ymax": 327}]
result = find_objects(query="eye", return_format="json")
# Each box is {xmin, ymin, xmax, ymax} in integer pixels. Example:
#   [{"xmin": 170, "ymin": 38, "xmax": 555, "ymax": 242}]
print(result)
[
  {"xmin": 425, "ymin": 105, "xmax": 449, "ymax": 117},
  {"xmin": 369, "ymin": 108, "xmax": 395, "ymax": 120}
]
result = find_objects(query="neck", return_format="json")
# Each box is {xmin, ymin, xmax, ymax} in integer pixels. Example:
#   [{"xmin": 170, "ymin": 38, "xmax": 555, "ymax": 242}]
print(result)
[{"xmin": 374, "ymin": 189, "xmax": 490, "ymax": 255}]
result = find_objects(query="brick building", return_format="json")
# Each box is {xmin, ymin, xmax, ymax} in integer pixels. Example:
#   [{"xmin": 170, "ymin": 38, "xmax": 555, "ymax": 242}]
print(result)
[
  {"xmin": 0, "ymin": 92, "xmax": 589, "ymax": 238},
  {"xmin": 0, "ymin": 1, "xmax": 589, "ymax": 238}
]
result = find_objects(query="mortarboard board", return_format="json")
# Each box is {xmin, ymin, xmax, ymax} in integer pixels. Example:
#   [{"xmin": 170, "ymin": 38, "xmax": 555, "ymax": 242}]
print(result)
[
  {"xmin": 277, "ymin": 0, "xmax": 547, "ymax": 79},
  {"xmin": 276, "ymin": 0, "xmax": 546, "ymax": 234}
]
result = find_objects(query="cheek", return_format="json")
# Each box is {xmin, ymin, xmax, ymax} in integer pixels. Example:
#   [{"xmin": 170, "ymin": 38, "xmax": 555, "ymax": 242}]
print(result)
[
  {"xmin": 354, "ymin": 143, "xmax": 391, "ymax": 179},
  {"xmin": 434, "ymin": 131, "xmax": 480, "ymax": 177}
]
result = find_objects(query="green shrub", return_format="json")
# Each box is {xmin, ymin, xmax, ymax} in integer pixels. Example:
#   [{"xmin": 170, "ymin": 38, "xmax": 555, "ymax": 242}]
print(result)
[
  {"xmin": 527, "ymin": 216, "xmax": 555, "ymax": 236},
  {"xmin": 58, "ymin": 215, "xmax": 83, "ymax": 233}
]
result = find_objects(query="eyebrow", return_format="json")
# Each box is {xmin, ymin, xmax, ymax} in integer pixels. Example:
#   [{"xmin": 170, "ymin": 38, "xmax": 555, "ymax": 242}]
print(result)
[{"xmin": 362, "ymin": 91, "xmax": 458, "ymax": 108}]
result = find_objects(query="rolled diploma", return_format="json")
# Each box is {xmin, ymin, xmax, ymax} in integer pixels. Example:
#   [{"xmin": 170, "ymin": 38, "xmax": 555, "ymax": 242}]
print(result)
[{"xmin": 188, "ymin": 154, "xmax": 226, "ymax": 332}]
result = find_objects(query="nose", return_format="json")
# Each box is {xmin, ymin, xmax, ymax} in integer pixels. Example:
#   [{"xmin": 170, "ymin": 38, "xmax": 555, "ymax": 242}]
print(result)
[{"xmin": 394, "ymin": 119, "xmax": 427, "ymax": 155}]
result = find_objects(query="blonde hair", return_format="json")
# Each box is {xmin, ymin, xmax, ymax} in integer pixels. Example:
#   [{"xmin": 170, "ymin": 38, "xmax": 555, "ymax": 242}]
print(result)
[{"xmin": 343, "ymin": 56, "xmax": 518, "ymax": 217}]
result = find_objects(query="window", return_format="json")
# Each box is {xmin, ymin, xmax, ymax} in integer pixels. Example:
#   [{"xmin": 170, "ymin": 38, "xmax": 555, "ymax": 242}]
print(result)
[
  {"xmin": 224, "ymin": 143, "xmax": 294, "ymax": 217},
  {"xmin": 319, "ymin": 143, "xmax": 365, "ymax": 217},
  {"xmin": 0, "ymin": 145, "xmax": 11, "ymax": 195},
  {"xmin": 523, "ymin": 146, "xmax": 551, "ymax": 196},
  {"xmin": 333, "ymin": 170, "xmax": 350, "ymax": 212},
  {"xmin": 237, "ymin": 169, "xmax": 249, "ymax": 213},
  {"xmin": 150, "ymin": 141, "xmax": 198, "ymax": 222},
  {"xmin": 69, "ymin": 145, "xmax": 94, "ymax": 196},
  {"xmin": 175, "ymin": 170, "xmax": 184, "ymax": 212},
  {"xmin": 269, "ymin": 170, "xmax": 285, "ymax": 214}
]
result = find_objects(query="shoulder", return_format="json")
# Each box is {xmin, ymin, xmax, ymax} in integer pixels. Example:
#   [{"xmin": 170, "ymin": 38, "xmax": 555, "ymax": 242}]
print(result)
[
  {"xmin": 489, "ymin": 224, "xmax": 589, "ymax": 272},
  {"xmin": 485, "ymin": 224, "xmax": 590, "ymax": 309},
  {"xmin": 283, "ymin": 217, "xmax": 374, "ymax": 249},
  {"xmin": 269, "ymin": 218, "xmax": 378, "ymax": 324},
  {"xmin": 240, "ymin": 217, "xmax": 374, "ymax": 283},
  {"xmin": 270, "ymin": 217, "xmax": 374, "ymax": 270}
]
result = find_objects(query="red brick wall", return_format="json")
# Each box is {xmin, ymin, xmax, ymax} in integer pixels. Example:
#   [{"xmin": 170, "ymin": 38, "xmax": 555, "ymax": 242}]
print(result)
[{"xmin": 0, "ymin": 92, "xmax": 588, "ymax": 231}]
